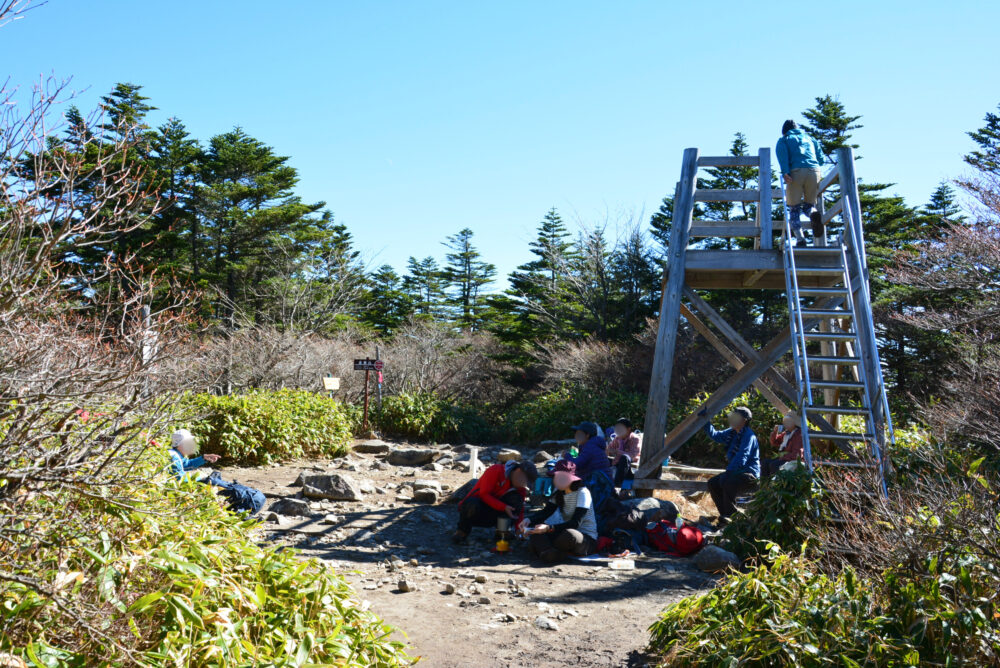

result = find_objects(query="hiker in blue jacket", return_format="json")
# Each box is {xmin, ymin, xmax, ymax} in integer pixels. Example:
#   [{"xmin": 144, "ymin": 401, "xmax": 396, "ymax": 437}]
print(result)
[
  {"xmin": 563, "ymin": 421, "xmax": 613, "ymax": 481},
  {"xmin": 699, "ymin": 406, "xmax": 760, "ymax": 527},
  {"xmin": 776, "ymin": 120, "xmax": 826, "ymax": 245},
  {"xmin": 168, "ymin": 428, "xmax": 219, "ymax": 480}
]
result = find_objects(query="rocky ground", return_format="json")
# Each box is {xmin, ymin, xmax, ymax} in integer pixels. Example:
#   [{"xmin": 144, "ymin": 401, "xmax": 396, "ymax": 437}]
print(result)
[{"xmin": 223, "ymin": 440, "xmax": 732, "ymax": 668}]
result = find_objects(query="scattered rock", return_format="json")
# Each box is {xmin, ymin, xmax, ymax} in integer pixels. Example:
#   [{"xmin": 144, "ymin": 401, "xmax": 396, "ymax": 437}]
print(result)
[
  {"xmin": 301, "ymin": 473, "xmax": 363, "ymax": 502},
  {"xmin": 397, "ymin": 579, "xmax": 415, "ymax": 593},
  {"xmin": 359, "ymin": 480, "xmax": 376, "ymax": 495},
  {"xmin": 291, "ymin": 472, "xmax": 306, "ymax": 487},
  {"xmin": 497, "ymin": 448, "xmax": 521, "ymax": 463},
  {"xmin": 534, "ymin": 450, "xmax": 554, "ymax": 463},
  {"xmin": 320, "ymin": 514, "xmax": 340, "ymax": 525},
  {"xmin": 269, "ymin": 498, "xmax": 311, "ymax": 517},
  {"xmin": 413, "ymin": 479, "xmax": 442, "ymax": 492},
  {"xmin": 436, "ymin": 456, "xmax": 455, "ymax": 467},
  {"xmin": 444, "ymin": 583, "xmax": 456, "ymax": 594},
  {"xmin": 534, "ymin": 616, "xmax": 559, "ymax": 631},
  {"xmin": 478, "ymin": 596, "xmax": 491, "ymax": 605},
  {"xmin": 388, "ymin": 448, "xmax": 438, "ymax": 467},
  {"xmin": 356, "ymin": 531, "xmax": 375, "ymax": 543},
  {"xmin": 408, "ymin": 558, "xmax": 419, "ymax": 566},
  {"xmin": 422, "ymin": 509, "xmax": 448, "ymax": 523},
  {"xmin": 412, "ymin": 489, "xmax": 439, "ymax": 504},
  {"xmin": 264, "ymin": 511, "xmax": 280, "ymax": 522},
  {"xmin": 422, "ymin": 462, "xmax": 444, "ymax": 472},
  {"xmin": 354, "ymin": 440, "xmax": 391, "ymax": 454},
  {"xmin": 693, "ymin": 545, "xmax": 741, "ymax": 573},
  {"xmin": 474, "ymin": 574, "xmax": 487, "ymax": 583}
]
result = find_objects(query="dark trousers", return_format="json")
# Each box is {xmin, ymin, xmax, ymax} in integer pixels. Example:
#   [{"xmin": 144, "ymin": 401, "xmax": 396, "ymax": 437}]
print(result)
[
  {"xmin": 613, "ymin": 456, "xmax": 635, "ymax": 487},
  {"xmin": 457, "ymin": 489, "xmax": 522, "ymax": 534},
  {"xmin": 707, "ymin": 471, "xmax": 759, "ymax": 519},
  {"xmin": 529, "ymin": 528, "xmax": 598, "ymax": 562},
  {"xmin": 761, "ymin": 458, "xmax": 790, "ymax": 480}
]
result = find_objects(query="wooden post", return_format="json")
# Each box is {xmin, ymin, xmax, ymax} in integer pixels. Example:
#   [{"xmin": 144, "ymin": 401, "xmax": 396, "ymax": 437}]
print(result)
[
  {"xmin": 641, "ymin": 148, "xmax": 700, "ymax": 478},
  {"xmin": 469, "ymin": 446, "xmax": 479, "ymax": 480},
  {"xmin": 758, "ymin": 148, "xmax": 773, "ymax": 250},
  {"xmin": 362, "ymin": 369, "xmax": 371, "ymax": 432}
]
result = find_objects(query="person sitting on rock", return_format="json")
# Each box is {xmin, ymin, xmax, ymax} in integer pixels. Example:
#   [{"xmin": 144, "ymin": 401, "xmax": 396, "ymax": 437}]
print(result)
[
  {"xmin": 167, "ymin": 428, "xmax": 219, "ymax": 480},
  {"xmin": 606, "ymin": 417, "xmax": 641, "ymax": 487},
  {"xmin": 564, "ymin": 421, "xmax": 613, "ymax": 481},
  {"xmin": 521, "ymin": 460, "xmax": 599, "ymax": 562},
  {"xmin": 453, "ymin": 459, "xmax": 538, "ymax": 543},
  {"xmin": 763, "ymin": 411, "xmax": 804, "ymax": 479},
  {"xmin": 699, "ymin": 406, "xmax": 760, "ymax": 527}
]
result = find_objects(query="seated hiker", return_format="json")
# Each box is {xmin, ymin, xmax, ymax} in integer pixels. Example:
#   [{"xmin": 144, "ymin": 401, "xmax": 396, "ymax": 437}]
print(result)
[
  {"xmin": 168, "ymin": 428, "xmax": 220, "ymax": 480},
  {"xmin": 763, "ymin": 412, "xmax": 804, "ymax": 479},
  {"xmin": 454, "ymin": 460, "xmax": 538, "ymax": 543},
  {"xmin": 563, "ymin": 421, "xmax": 613, "ymax": 482},
  {"xmin": 699, "ymin": 406, "xmax": 760, "ymax": 527},
  {"xmin": 520, "ymin": 460, "xmax": 598, "ymax": 562},
  {"xmin": 606, "ymin": 417, "xmax": 641, "ymax": 487},
  {"xmin": 776, "ymin": 119, "xmax": 826, "ymax": 245}
]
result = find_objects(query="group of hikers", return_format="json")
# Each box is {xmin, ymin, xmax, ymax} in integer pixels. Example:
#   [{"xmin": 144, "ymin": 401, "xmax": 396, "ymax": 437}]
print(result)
[{"xmin": 454, "ymin": 407, "xmax": 805, "ymax": 562}]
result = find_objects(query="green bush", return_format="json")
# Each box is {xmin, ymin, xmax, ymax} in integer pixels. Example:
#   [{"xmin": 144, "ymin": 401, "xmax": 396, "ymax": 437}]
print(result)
[
  {"xmin": 182, "ymin": 389, "xmax": 356, "ymax": 464},
  {"xmin": 720, "ymin": 464, "xmax": 827, "ymax": 561},
  {"xmin": 649, "ymin": 548, "xmax": 1000, "ymax": 667},
  {"xmin": 375, "ymin": 391, "xmax": 495, "ymax": 443},
  {"xmin": 0, "ymin": 459, "xmax": 412, "ymax": 666},
  {"xmin": 503, "ymin": 386, "xmax": 648, "ymax": 444}
]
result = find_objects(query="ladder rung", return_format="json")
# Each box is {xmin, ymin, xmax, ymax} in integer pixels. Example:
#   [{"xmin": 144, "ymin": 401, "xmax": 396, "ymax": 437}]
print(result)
[
  {"xmin": 689, "ymin": 223, "xmax": 760, "ymax": 238},
  {"xmin": 811, "ymin": 380, "xmax": 865, "ymax": 390},
  {"xmin": 796, "ymin": 287, "xmax": 848, "ymax": 296},
  {"xmin": 800, "ymin": 309, "xmax": 853, "ymax": 318},
  {"xmin": 795, "ymin": 267, "xmax": 845, "ymax": 275},
  {"xmin": 808, "ymin": 432, "xmax": 873, "ymax": 442},
  {"xmin": 808, "ymin": 356, "xmax": 861, "ymax": 365},
  {"xmin": 792, "ymin": 246, "xmax": 842, "ymax": 254},
  {"xmin": 806, "ymin": 405, "xmax": 868, "ymax": 415},
  {"xmin": 804, "ymin": 332, "xmax": 857, "ymax": 341},
  {"xmin": 697, "ymin": 155, "xmax": 760, "ymax": 168}
]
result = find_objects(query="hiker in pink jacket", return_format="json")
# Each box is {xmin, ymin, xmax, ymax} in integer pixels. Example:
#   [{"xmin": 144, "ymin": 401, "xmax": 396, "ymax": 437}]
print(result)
[{"xmin": 606, "ymin": 417, "xmax": 641, "ymax": 487}]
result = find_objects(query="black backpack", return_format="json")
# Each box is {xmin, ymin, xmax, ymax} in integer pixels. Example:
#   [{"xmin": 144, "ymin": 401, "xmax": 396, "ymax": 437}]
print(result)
[{"xmin": 201, "ymin": 471, "xmax": 266, "ymax": 516}]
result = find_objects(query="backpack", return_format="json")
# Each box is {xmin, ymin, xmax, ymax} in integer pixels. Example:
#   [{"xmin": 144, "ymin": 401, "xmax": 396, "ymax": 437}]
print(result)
[
  {"xmin": 646, "ymin": 521, "xmax": 704, "ymax": 557},
  {"xmin": 201, "ymin": 471, "xmax": 266, "ymax": 516}
]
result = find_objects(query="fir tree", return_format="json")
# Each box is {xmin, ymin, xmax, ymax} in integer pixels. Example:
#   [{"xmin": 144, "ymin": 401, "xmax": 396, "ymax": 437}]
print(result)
[
  {"xmin": 361, "ymin": 265, "xmax": 414, "ymax": 335},
  {"xmin": 403, "ymin": 256, "xmax": 447, "ymax": 319},
  {"xmin": 802, "ymin": 95, "xmax": 862, "ymax": 159},
  {"xmin": 442, "ymin": 228, "xmax": 496, "ymax": 330}
]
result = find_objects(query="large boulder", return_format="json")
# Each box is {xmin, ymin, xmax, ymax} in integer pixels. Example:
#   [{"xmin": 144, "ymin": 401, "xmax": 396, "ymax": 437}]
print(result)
[
  {"xmin": 354, "ymin": 440, "xmax": 392, "ymax": 454},
  {"xmin": 497, "ymin": 448, "xmax": 521, "ymax": 463},
  {"xmin": 387, "ymin": 448, "xmax": 438, "ymax": 467},
  {"xmin": 693, "ymin": 545, "xmax": 741, "ymax": 573},
  {"xmin": 269, "ymin": 497, "xmax": 311, "ymax": 517},
  {"xmin": 301, "ymin": 473, "xmax": 363, "ymax": 502}
]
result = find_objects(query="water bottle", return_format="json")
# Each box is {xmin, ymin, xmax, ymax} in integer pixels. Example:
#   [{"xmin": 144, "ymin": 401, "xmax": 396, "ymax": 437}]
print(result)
[{"xmin": 675, "ymin": 517, "xmax": 684, "ymax": 529}]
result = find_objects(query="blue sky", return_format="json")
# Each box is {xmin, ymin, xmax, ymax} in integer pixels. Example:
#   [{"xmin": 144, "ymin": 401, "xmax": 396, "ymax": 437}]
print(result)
[{"xmin": 3, "ymin": 1, "xmax": 998, "ymax": 286}]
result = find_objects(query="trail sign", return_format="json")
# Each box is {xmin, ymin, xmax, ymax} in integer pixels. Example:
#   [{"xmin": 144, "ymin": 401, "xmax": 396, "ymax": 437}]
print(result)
[
  {"xmin": 322, "ymin": 375, "xmax": 340, "ymax": 391},
  {"xmin": 353, "ymin": 358, "xmax": 384, "ymax": 371}
]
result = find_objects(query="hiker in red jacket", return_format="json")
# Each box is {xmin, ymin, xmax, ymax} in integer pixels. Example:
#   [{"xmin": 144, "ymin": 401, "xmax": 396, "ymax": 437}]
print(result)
[
  {"xmin": 762, "ymin": 412, "xmax": 804, "ymax": 479},
  {"xmin": 453, "ymin": 460, "xmax": 538, "ymax": 543}
]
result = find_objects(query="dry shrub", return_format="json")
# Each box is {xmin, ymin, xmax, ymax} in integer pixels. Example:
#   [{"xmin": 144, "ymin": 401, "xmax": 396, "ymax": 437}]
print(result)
[{"xmin": 171, "ymin": 318, "xmax": 516, "ymax": 406}]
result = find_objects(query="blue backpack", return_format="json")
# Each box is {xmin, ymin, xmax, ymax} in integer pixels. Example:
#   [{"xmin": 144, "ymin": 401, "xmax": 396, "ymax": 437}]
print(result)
[{"xmin": 201, "ymin": 471, "xmax": 266, "ymax": 516}]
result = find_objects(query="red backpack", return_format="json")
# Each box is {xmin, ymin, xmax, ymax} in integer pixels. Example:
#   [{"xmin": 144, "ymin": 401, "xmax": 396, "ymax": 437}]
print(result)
[{"xmin": 646, "ymin": 521, "xmax": 704, "ymax": 556}]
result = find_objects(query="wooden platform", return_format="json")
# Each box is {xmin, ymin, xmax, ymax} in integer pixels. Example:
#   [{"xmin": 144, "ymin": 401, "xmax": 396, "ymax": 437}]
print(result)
[{"xmin": 683, "ymin": 249, "xmax": 843, "ymax": 290}]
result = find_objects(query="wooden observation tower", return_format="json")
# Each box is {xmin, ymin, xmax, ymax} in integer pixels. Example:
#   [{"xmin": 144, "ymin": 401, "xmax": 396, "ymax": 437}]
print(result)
[{"xmin": 637, "ymin": 146, "xmax": 892, "ymax": 497}]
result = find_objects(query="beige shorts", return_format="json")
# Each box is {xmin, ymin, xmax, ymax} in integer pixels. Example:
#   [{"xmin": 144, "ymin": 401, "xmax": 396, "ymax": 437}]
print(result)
[{"xmin": 785, "ymin": 168, "xmax": 822, "ymax": 207}]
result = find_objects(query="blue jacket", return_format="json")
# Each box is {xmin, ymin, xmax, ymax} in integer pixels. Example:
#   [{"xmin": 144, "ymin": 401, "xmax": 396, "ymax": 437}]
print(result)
[
  {"xmin": 565, "ymin": 435, "xmax": 613, "ymax": 480},
  {"xmin": 703, "ymin": 424, "xmax": 760, "ymax": 478},
  {"xmin": 168, "ymin": 448, "xmax": 205, "ymax": 480},
  {"xmin": 775, "ymin": 129, "xmax": 825, "ymax": 175}
]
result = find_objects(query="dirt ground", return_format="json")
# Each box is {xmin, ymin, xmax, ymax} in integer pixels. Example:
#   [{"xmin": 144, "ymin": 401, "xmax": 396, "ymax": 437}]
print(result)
[{"xmin": 223, "ymin": 440, "xmax": 723, "ymax": 668}]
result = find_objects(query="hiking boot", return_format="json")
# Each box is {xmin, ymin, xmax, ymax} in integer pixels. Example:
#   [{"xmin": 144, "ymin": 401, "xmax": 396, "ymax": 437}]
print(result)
[
  {"xmin": 451, "ymin": 530, "xmax": 468, "ymax": 544},
  {"xmin": 810, "ymin": 211, "xmax": 825, "ymax": 243}
]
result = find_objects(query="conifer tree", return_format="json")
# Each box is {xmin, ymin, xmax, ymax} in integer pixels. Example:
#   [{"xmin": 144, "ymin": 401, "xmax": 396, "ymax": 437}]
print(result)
[{"xmin": 442, "ymin": 228, "xmax": 496, "ymax": 330}]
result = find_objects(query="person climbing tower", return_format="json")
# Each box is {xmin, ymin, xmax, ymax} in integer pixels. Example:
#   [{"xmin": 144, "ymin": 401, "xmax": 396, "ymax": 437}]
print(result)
[{"xmin": 775, "ymin": 119, "xmax": 826, "ymax": 245}]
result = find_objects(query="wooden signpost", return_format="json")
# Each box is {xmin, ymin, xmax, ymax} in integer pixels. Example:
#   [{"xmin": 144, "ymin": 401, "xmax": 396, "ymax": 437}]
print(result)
[{"xmin": 354, "ymin": 357, "xmax": 385, "ymax": 431}]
